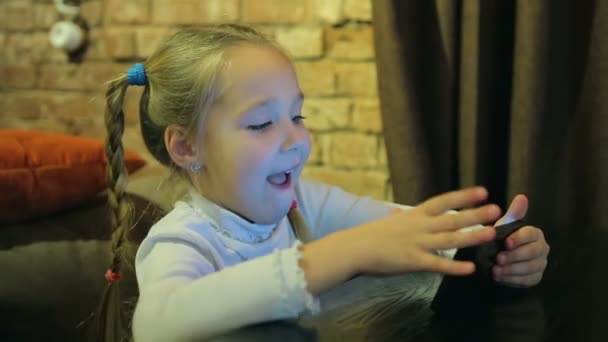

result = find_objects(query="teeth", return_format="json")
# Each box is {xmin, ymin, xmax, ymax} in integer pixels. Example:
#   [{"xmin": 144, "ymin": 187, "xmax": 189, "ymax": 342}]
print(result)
[{"xmin": 268, "ymin": 172, "xmax": 288, "ymax": 185}]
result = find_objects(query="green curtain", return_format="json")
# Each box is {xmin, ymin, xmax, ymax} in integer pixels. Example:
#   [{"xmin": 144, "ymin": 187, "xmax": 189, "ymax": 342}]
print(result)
[{"xmin": 372, "ymin": 0, "xmax": 608, "ymax": 235}]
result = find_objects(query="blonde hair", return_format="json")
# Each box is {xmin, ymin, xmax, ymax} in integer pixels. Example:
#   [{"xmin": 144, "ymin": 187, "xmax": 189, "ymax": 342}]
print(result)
[{"xmin": 98, "ymin": 24, "xmax": 277, "ymax": 341}]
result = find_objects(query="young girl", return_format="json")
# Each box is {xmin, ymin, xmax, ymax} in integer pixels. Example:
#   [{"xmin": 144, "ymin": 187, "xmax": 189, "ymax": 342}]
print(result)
[{"xmin": 101, "ymin": 24, "xmax": 549, "ymax": 341}]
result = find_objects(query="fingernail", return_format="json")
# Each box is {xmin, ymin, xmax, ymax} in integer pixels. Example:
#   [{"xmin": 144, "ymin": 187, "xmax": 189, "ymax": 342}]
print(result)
[
  {"xmin": 476, "ymin": 187, "xmax": 488, "ymax": 197},
  {"xmin": 497, "ymin": 253, "xmax": 505, "ymax": 264}
]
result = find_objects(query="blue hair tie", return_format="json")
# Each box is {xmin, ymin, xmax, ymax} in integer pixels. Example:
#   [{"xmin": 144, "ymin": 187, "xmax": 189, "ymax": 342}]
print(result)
[{"xmin": 127, "ymin": 63, "xmax": 146, "ymax": 86}]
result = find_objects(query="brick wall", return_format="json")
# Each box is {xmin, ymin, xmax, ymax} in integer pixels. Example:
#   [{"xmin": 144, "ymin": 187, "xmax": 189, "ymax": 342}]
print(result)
[{"xmin": 0, "ymin": 0, "xmax": 392, "ymax": 201}]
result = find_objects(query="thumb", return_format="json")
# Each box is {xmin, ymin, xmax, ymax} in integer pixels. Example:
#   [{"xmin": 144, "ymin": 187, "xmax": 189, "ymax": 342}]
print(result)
[{"xmin": 496, "ymin": 194, "xmax": 528, "ymax": 226}]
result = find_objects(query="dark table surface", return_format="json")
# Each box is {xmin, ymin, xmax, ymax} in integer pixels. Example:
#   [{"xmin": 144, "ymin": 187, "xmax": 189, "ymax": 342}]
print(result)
[
  {"xmin": 214, "ymin": 230, "xmax": 608, "ymax": 342},
  {"xmin": 1, "ymin": 195, "xmax": 606, "ymax": 342}
]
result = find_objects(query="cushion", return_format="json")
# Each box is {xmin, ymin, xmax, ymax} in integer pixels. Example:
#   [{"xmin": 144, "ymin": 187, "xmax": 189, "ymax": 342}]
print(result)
[{"xmin": 0, "ymin": 130, "xmax": 146, "ymax": 223}]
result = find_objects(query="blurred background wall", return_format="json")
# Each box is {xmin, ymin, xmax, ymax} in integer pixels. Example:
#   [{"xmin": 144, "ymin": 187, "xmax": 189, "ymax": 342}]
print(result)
[{"xmin": 0, "ymin": 0, "xmax": 392, "ymax": 201}]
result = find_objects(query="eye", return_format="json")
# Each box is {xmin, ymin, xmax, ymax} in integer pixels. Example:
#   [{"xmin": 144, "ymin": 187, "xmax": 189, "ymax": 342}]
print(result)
[
  {"xmin": 292, "ymin": 115, "xmax": 306, "ymax": 124},
  {"xmin": 247, "ymin": 121, "xmax": 272, "ymax": 131}
]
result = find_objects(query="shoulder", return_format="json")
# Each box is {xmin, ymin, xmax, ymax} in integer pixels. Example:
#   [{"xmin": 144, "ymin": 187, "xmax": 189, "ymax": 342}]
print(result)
[
  {"xmin": 136, "ymin": 201, "xmax": 221, "ymax": 266},
  {"xmin": 294, "ymin": 177, "xmax": 345, "ymax": 204},
  {"xmin": 296, "ymin": 177, "xmax": 414, "ymax": 211},
  {"xmin": 145, "ymin": 201, "xmax": 211, "ymax": 240},
  {"xmin": 293, "ymin": 178, "xmax": 384, "ymax": 235},
  {"xmin": 294, "ymin": 177, "xmax": 383, "ymax": 214}
]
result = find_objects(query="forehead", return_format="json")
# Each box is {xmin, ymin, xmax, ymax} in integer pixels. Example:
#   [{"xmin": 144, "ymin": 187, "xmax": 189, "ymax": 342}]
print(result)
[{"xmin": 219, "ymin": 44, "xmax": 299, "ymax": 98}]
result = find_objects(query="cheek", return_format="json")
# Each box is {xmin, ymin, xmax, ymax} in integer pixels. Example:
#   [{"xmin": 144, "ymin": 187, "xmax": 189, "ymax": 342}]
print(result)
[{"xmin": 234, "ymin": 139, "xmax": 277, "ymax": 178}]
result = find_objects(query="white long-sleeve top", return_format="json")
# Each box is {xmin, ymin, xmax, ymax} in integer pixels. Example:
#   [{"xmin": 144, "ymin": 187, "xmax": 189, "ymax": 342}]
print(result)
[{"xmin": 132, "ymin": 179, "xmax": 426, "ymax": 341}]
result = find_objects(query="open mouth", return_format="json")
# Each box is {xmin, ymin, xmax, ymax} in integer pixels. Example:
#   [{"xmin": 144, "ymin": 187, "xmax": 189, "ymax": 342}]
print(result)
[{"xmin": 267, "ymin": 170, "xmax": 293, "ymax": 188}]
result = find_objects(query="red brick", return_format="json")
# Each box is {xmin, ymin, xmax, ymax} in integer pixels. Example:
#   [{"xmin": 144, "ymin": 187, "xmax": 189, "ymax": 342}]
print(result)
[
  {"xmin": 302, "ymin": 98, "xmax": 351, "ymax": 131},
  {"xmin": 344, "ymin": 0, "xmax": 372, "ymax": 21},
  {"xmin": 107, "ymin": 0, "xmax": 150, "ymax": 24},
  {"xmin": 0, "ymin": 115, "xmax": 67, "ymax": 134},
  {"xmin": 243, "ymin": 0, "xmax": 306, "ymax": 24},
  {"xmin": 350, "ymin": 98, "xmax": 382, "ymax": 132},
  {"xmin": 329, "ymin": 132, "xmax": 378, "ymax": 167},
  {"xmin": 31, "ymin": 32, "xmax": 66, "ymax": 63},
  {"xmin": 39, "ymin": 63, "xmax": 127, "ymax": 91},
  {"xmin": 308, "ymin": 133, "xmax": 325, "ymax": 164},
  {"xmin": 33, "ymin": 4, "xmax": 59, "ymax": 29},
  {"xmin": 0, "ymin": 64, "xmax": 37, "ymax": 89},
  {"xmin": 3, "ymin": 33, "xmax": 27, "ymax": 62},
  {"xmin": 33, "ymin": 2, "xmax": 98, "ymax": 30},
  {"xmin": 152, "ymin": 0, "xmax": 239, "ymax": 25},
  {"xmin": 275, "ymin": 26, "xmax": 323, "ymax": 59},
  {"xmin": 1, "ymin": 91, "xmax": 105, "ymax": 120},
  {"xmin": 6, "ymin": 115, "xmax": 102, "ymax": 138},
  {"xmin": 86, "ymin": 29, "xmax": 111, "ymax": 60},
  {"xmin": 1, "ymin": 94, "xmax": 41, "ymax": 120},
  {"xmin": 136, "ymin": 27, "xmax": 174, "ymax": 58},
  {"xmin": 294, "ymin": 62, "xmax": 337, "ymax": 96},
  {"xmin": 326, "ymin": 25, "xmax": 375, "ymax": 60},
  {"xmin": 309, "ymin": 0, "xmax": 344, "ymax": 24},
  {"xmin": 336, "ymin": 62, "xmax": 377, "ymax": 96},
  {"xmin": 302, "ymin": 167, "xmax": 388, "ymax": 200},
  {"xmin": 70, "ymin": 117, "xmax": 104, "ymax": 137},
  {"xmin": 0, "ymin": 92, "xmax": 107, "ymax": 138},
  {"xmin": 1, "ymin": 1, "xmax": 34, "ymax": 30},
  {"xmin": 53, "ymin": 93, "xmax": 105, "ymax": 119},
  {"xmin": 103, "ymin": 27, "xmax": 137, "ymax": 59},
  {"xmin": 81, "ymin": 0, "xmax": 103, "ymax": 27}
]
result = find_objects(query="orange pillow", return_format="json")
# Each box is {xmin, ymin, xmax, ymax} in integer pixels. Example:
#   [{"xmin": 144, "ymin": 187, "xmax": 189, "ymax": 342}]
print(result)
[{"xmin": 0, "ymin": 130, "xmax": 146, "ymax": 223}]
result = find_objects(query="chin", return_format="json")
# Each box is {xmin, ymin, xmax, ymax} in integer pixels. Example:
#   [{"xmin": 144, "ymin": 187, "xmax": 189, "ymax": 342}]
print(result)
[{"xmin": 253, "ymin": 204, "xmax": 291, "ymax": 225}]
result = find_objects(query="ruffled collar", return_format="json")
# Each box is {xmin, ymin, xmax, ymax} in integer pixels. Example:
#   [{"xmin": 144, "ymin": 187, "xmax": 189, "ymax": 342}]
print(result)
[{"xmin": 185, "ymin": 188, "xmax": 279, "ymax": 244}]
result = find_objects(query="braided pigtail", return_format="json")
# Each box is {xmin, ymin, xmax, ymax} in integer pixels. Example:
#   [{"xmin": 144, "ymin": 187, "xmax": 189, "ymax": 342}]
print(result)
[{"xmin": 94, "ymin": 64, "xmax": 145, "ymax": 341}]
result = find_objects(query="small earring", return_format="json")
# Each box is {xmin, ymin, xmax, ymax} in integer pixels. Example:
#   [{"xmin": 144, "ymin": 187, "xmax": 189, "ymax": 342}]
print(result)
[{"xmin": 190, "ymin": 161, "xmax": 202, "ymax": 175}]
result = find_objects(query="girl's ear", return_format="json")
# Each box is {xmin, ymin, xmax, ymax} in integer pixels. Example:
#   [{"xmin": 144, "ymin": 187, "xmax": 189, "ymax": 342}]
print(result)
[{"xmin": 165, "ymin": 124, "xmax": 201, "ymax": 171}]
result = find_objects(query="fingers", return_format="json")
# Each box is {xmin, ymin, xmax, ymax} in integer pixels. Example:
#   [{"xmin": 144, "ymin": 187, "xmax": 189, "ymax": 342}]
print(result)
[
  {"xmin": 427, "ymin": 227, "xmax": 496, "ymax": 250},
  {"xmin": 418, "ymin": 253, "xmax": 476, "ymax": 276},
  {"xmin": 497, "ymin": 239, "xmax": 549, "ymax": 265},
  {"xmin": 493, "ymin": 258, "xmax": 548, "ymax": 277},
  {"xmin": 428, "ymin": 204, "xmax": 501, "ymax": 232},
  {"xmin": 495, "ymin": 272, "xmax": 543, "ymax": 287},
  {"xmin": 504, "ymin": 226, "xmax": 544, "ymax": 250},
  {"xmin": 495, "ymin": 194, "xmax": 529, "ymax": 226},
  {"xmin": 421, "ymin": 187, "xmax": 489, "ymax": 216}
]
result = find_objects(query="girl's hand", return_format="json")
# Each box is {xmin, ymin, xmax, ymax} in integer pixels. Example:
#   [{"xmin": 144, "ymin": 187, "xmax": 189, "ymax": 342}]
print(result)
[
  {"xmin": 347, "ymin": 187, "xmax": 502, "ymax": 276},
  {"xmin": 492, "ymin": 195, "xmax": 550, "ymax": 287}
]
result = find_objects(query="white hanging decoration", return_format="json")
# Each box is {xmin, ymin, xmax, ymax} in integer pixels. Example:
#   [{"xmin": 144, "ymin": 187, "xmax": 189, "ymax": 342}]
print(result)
[
  {"xmin": 53, "ymin": 0, "xmax": 80, "ymax": 20},
  {"xmin": 49, "ymin": 0, "xmax": 83, "ymax": 52}
]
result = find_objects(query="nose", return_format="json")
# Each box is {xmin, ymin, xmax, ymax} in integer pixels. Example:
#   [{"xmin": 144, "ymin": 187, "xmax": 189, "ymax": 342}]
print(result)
[{"xmin": 280, "ymin": 118, "xmax": 309, "ymax": 153}]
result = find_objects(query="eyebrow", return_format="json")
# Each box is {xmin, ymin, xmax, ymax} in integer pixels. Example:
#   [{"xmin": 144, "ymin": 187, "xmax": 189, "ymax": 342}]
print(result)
[{"xmin": 237, "ymin": 92, "xmax": 305, "ymax": 117}]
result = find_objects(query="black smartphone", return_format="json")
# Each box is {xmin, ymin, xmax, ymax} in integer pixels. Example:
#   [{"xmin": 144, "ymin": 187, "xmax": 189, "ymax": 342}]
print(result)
[{"xmin": 431, "ymin": 220, "xmax": 528, "ymax": 315}]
